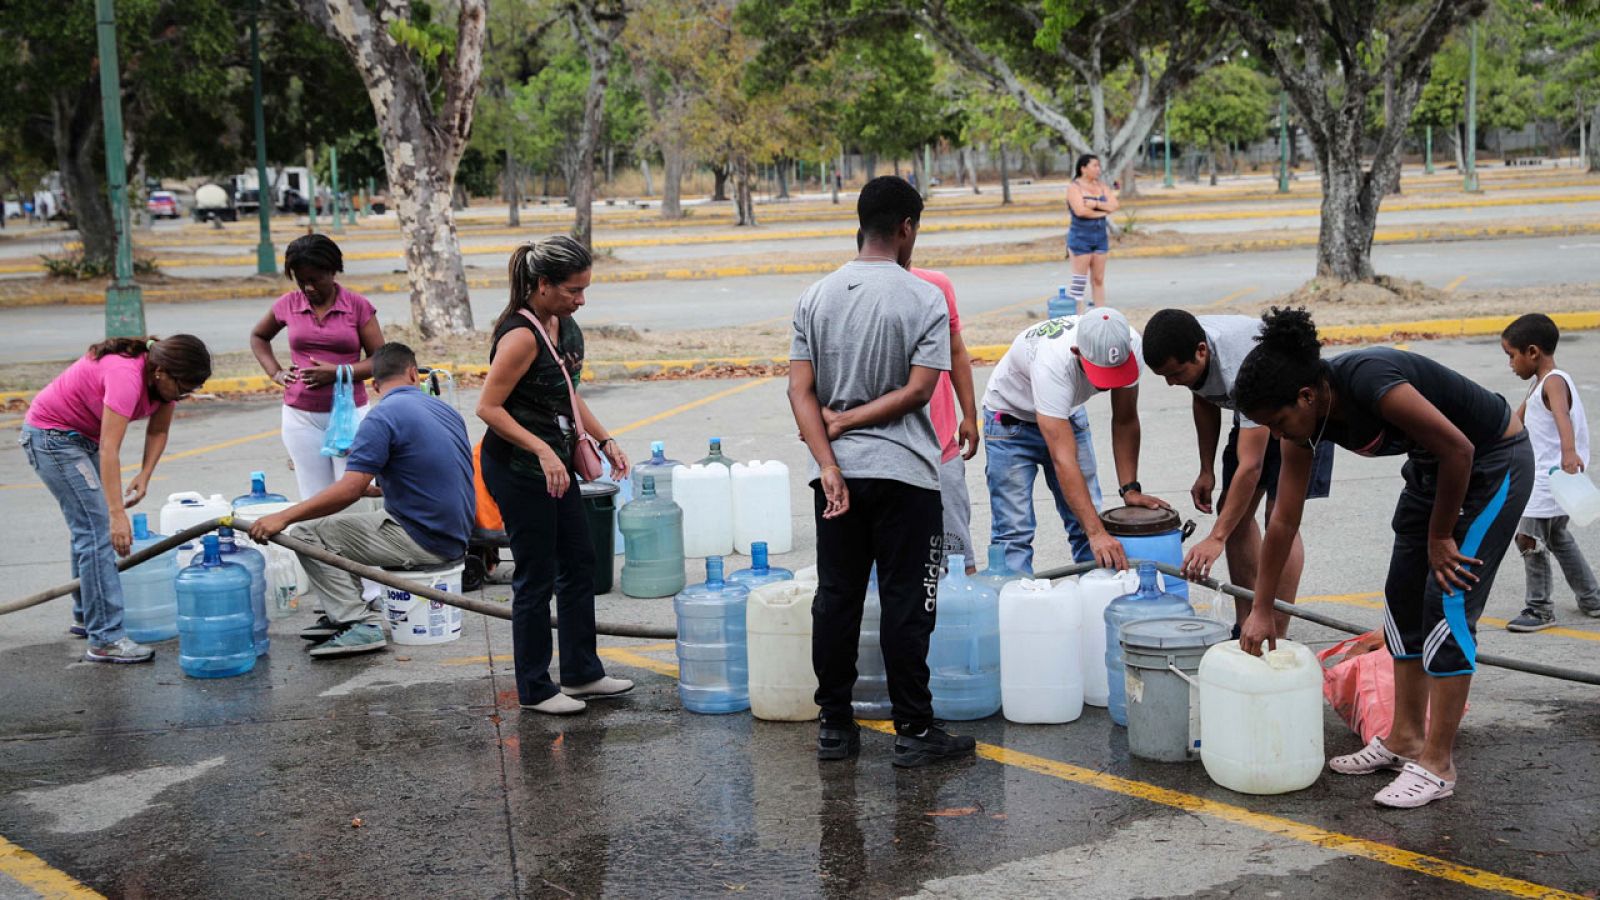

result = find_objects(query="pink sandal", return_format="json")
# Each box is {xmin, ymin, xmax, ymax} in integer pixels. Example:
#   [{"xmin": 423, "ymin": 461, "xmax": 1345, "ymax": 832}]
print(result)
[
  {"xmin": 1329, "ymin": 737, "xmax": 1413, "ymax": 775},
  {"xmin": 1374, "ymin": 762, "xmax": 1455, "ymax": 808}
]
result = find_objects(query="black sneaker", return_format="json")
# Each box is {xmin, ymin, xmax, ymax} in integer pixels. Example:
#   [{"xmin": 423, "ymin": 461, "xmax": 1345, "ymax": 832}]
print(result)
[
  {"xmin": 1506, "ymin": 608, "xmax": 1555, "ymax": 632},
  {"xmin": 893, "ymin": 723, "xmax": 977, "ymax": 768},
  {"xmin": 817, "ymin": 722, "xmax": 861, "ymax": 761},
  {"xmin": 299, "ymin": 615, "xmax": 342, "ymax": 641}
]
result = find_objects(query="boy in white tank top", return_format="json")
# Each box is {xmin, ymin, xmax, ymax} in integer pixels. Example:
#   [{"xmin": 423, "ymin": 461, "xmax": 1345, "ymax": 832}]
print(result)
[{"xmin": 1501, "ymin": 313, "xmax": 1599, "ymax": 630}]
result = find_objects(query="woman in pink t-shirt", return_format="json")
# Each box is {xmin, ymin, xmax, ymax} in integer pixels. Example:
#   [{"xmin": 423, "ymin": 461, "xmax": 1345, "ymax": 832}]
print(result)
[
  {"xmin": 20, "ymin": 334, "xmax": 212, "ymax": 663},
  {"xmin": 249, "ymin": 234, "xmax": 384, "ymax": 500}
]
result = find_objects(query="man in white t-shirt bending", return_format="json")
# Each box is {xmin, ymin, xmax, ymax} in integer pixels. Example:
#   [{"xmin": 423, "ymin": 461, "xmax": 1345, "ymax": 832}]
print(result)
[{"xmin": 982, "ymin": 308, "xmax": 1168, "ymax": 573}]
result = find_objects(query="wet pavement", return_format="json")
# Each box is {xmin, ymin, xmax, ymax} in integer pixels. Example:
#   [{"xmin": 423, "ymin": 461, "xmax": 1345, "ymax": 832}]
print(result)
[{"xmin": 3, "ymin": 337, "xmax": 1600, "ymax": 897}]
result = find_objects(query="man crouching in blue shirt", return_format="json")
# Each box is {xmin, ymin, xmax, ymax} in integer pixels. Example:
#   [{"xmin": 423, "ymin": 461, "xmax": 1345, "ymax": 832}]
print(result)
[{"xmin": 249, "ymin": 342, "xmax": 474, "ymax": 659}]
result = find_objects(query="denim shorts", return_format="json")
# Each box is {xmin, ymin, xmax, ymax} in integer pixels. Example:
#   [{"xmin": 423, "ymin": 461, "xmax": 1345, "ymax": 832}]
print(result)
[{"xmin": 1067, "ymin": 228, "xmax": 1110, "ymax": 256}]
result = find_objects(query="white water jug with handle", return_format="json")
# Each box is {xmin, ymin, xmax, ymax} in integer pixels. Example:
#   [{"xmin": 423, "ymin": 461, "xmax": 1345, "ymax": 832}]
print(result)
[
  {"xmin": 731, "ymin": 460, "xmax": 792, "ymax": 554},
  {"xmin": 999, "ymin": 578, "xmax": 1083, "ymax": 724},
  {"xmin": 673, "ymin": 464, "xmax": 734, "ymax": 558},
  {"xmin": 1548, "ymin": 467, "xmax": 1600, "ymax": 526},
  {"xmin": 159, "ymin": 492, "xmax": 232, "ymax": 568},
  {"xmin": 1077, "ymin": 568, "xmax": 1138, "ymax": 707},
  {"xmin": 1198, "ymin": 640, "xmax": 1324, "ymax": 795},
  {"xmin": 746, "ymin": 581, "xmax": 819, "ymax": 721}
]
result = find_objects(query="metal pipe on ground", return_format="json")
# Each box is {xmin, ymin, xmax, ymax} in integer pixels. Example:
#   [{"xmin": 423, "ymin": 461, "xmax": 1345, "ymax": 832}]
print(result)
[
  {"xmin": 1036, "ymin": 559, "xmax": 1600, "ymax": 687},
  {"xmin": 4, "ymin": 524, "xmax": 1597, "ymax": 685}
]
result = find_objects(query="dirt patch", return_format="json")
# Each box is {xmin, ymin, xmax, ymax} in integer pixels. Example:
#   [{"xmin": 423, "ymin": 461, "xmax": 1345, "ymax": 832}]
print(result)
[{"xmin": 1280, "ymin": 275, "xmax": 1450, "ymax": 308}]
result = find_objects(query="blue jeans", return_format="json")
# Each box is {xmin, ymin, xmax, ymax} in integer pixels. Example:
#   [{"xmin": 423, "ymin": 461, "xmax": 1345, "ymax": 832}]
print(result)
[
  {"xmin": 19, "ymin": 425, "xmax": 126, "ymax": 644},
  {"xmin": 983, "ymin": 407, "xmax": 1102, "ymax": 574}
]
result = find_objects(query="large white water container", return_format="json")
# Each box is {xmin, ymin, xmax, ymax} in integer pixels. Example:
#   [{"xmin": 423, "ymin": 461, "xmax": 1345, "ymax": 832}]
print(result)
[
  {"xmin": 674, "ymin": 464, "xmax": 734, "ymax": 558},
  {"xmin": 160, "ymin": 492, "xmax": 231, "ymax": 568},
  {"xmin": 232, "ymin": 500, "xmax": 309, "ymax": 618},
  {"xmin": 1549, "ymin": 468, "xmax": 1600, "ymax": 526},
  {"xmin": 731, "ymin": 460, "xmax": 793, "ymax": 554},
  {"xmin": 1199, "ymin": 640, "xmax": 1324, "ymax": 795},
  {"xmin": 999, "ymin": 578, "xmax": 1083, "ymax": 724},
  {"xmin": 1078, "ymin": 568, "xmax": 1139, "ymax": 707},
  {"xmin": 746, "ymin": 581, "xmax": 819, "ymax": 721}
]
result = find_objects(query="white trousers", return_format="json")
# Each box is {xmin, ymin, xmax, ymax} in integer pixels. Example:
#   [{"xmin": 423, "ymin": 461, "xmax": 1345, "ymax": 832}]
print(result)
[{"xmin": 280, "ymin": 404, "xmax": 369, "ymax": 501}]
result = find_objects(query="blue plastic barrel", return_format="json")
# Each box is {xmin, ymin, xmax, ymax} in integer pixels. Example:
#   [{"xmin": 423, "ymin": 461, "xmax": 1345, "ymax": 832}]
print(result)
[
  {"xmin": 674, "ymin": 557, "xmax": 750, "ymax": 714},
  {"xmin": 1104, "ymin": 562, "xmax": 1194, "ymax": 726},
  {"xmin": 231, "ymin": 471, "xmax": 289, "ymax": 510},
  {"xmin": 1047, "ymin": 285, "xmax": 1076, "ymax": 319},
  {"xmin": 120, "ymin": 513, "xmax": 179, "ymax": 642},
  {"xmin": 176, "ymin": 535, "xmax": 257, "ymax": 679},
  {"xmin": 853, "ymin": 566, "xmax": 892, "ymax": 720},
  {"xmin": 927, "ymin": 556, "xmax": 1002, "ymax": 720},
  {"xmin": 727, "ymin": 542, "xmax": 794, "ymax": 590},
  {"xmin": 1101, "ymin": 506, "xmax": 1192, "ymax": 600}
]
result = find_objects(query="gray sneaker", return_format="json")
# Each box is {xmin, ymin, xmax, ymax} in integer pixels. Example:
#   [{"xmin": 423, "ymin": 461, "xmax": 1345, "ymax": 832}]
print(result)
[
  {"xmin": 84, "ymin": 637, "xmax": 155, "ymax": 664},
  {"xmin": 308, "ymin": 623, "xmax": 387, "ymax": 659},
  {"xmin": 1506, "ymin": 608, "xmax": 1556, "ymax": 632}
]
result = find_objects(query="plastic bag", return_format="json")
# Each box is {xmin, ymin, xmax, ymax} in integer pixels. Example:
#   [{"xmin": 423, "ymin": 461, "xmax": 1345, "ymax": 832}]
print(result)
[
  {"xmin": 320, "ymin": 364, "xmax": 358, "ymax": 458},
  {"xmin": 1318, "ymin": 631, "xmax": 1393, "ymax": 744}
]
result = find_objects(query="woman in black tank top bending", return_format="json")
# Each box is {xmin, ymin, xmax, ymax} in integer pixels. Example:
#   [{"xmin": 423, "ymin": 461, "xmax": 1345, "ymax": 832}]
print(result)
[
  {"xmin": 477, "ymin": 236, "xmax": 634, "ymax": 716},
  {"xmin": 1234, "ymin": 308, "xmax": 1531, "ymax": 810}
]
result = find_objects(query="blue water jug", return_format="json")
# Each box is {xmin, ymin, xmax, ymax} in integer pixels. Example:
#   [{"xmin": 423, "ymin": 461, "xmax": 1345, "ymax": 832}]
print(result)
[
  {"xmin": 176, "ymin": 535, "xmax": 257, "ymax": 679},
  {"xmin": 674, "ymin": 557, "xmax": 750, "ymax": 714},
  {"xmin": 635, "ymin": 441, "xmax": 685, "ymax": 503},
  {"xmin": 620, "ymin": 475, "xmax": 687, "ymax": 598},
  {"xmin": 697, "ymin": 437, "xmax": 732, "ymax": 469},
  {"xmin": 217, "ymin": 527, "xmax": 269, "ymax": 655},
  {"xmin": 232, "ymin": 470, "xmax": 289, "ymax": 510},
  {"xmin": 1047, "ymin": 285, "xmax": 1076, "ymax": 319},
  {"xmin": 120, "ymin": 513, "xmax": 179, "ymax": 642},
  {"xmin": 1101, "ymin": 506, "xmax": 1193, "ymax": 601},
  {"xmin": 1104, "ymin": 561, "xmax": 1195, "ymax": 726},
  {"xmin": 928, "ymin": 555, "xmax": 1002, "ymax": 720},
  {"xmin": 728, "ymin": 542, "xmax": 794, "ymax": 589},
  {"xmin": 976, "ymin": 542, "xmax": 1022, "ymax": 593},
  {"xmin": 853, "ymin": 566, "xmax": 892, "ymax": 720}
]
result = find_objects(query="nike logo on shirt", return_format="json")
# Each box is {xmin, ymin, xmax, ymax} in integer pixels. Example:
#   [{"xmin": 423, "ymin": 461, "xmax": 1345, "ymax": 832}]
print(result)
[{"xmin": 847, "ymin": 283, "xmax": 862, "ymax": 290}]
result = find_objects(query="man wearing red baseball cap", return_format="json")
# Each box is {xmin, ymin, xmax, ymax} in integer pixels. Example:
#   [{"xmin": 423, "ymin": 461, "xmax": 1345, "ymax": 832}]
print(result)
[{"xmin": 982, "ymin": 307, "xmax": 1170, "ymax": 572}]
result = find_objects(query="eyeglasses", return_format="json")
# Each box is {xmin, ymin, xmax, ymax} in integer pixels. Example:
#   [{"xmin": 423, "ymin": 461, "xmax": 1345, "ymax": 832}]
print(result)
[{"xmin": 161, "ymin": 371, "xmax": 201, "ymax": 398}]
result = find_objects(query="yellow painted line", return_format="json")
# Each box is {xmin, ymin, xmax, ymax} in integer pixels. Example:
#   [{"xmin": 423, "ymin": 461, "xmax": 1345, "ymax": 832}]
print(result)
[
  {"xmin": 1445, "ymin": 275, "xmax": 1469, "ymax": 292},
  {"xmin": 1302, "ymin": 592, "xmax": 1600, "ymax": 643},
  {"xmin": 1203, "ymin": 286, "xmax": 1258, "ymax": 309},
  {"xmin": 1320, "ymin": 311, "xmax": 1600, "ymax": 343},
  {"xmin": 0, "ymin": 833, "xmax": 103, "ymax": 898},
  {"xmin": 610, "ymin": 378, "xmax": 774, "ymax": 437},
  {"xmin": 595, "ymin": 647, "xmax": 1582, "ymax": 898},
  {"xmin": 858, "ymin": 721, "xmax": 1585, "ymax": 900},
  {"xmin": 141, "ymin": 427, "xmax": 281, "ymax": 469},
  {"xmin": 443, "ymin": 640, "xmax": 675, "ymax": 666},
  {"xmin": 0, "ymin": 416, "xmax": 22, "ymax": 428}
]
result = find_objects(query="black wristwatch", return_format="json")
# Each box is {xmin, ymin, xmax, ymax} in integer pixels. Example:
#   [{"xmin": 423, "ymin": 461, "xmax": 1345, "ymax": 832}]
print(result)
[{"xmin": 1118, "ymin": 481, "xmax": 1142, "ymax": 498}]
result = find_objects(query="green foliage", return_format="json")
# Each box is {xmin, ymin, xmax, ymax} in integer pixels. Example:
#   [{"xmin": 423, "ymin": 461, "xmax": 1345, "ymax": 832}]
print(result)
[
  {"xmin": 40, "ymin": 248, "xmax": 161, "ymax": 280},
  {"xmin": 836, "ymin": 33, "xmax": 946, "ymax": 159},
  {"xmin": 1168, "ymin": 63, "xmax": 1273, "ymax": 149}
]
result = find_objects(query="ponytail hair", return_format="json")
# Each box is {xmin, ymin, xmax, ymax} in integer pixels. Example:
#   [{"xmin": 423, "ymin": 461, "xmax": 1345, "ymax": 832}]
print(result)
[
  {"xmin": 1233, "ymin": 307, "xmax": 1327, "ymax": 413},
  {"xmin": 494, "ymin": 235, "xmax": 593, "ymax": 333},
  {"xmin": 88, "ymin": 334, "xmax": 213, "ymax": 387}
]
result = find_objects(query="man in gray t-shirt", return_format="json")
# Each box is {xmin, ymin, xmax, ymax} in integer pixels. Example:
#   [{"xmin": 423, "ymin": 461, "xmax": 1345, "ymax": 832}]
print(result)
[
  {"xmin": 788, "ymin": 176, "xmax": 973, "ymax": 769},
  {"xmin": 1142, "ymin": 309, "xmax": 1333, "ymax": 639}
]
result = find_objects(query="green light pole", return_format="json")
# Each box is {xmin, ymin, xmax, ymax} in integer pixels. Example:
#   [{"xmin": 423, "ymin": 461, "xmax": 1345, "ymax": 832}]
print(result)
[
  {"xmin": 306, "ymin": 146, "xmax": 317, "ymax": 230},
  {"xmin": 249, "ymin": 0, "xmax": 274, "ymax": 274},
  {"xmin": 1162, "ymin": 101, "xmax": 1174, "ymax": 188},
  {"xmin": 1277, "ymin": 92, "xmax": 1290, "ymax": 194},
  {"xmin": 365, "ymin": 177, "xmax": 374, "ymax": 216},
  {"xmin": 328, "ymin": 145, "xmax": 344, "ymax": 234},
  {"xmin": 94, "ymin": 0, "xmax": 143, "ymax": 336},
  {"xmin": 1465, "ymin": 20, "xmax": 1480, "ymax": 193},
  {"xmin": 1425, "ymin": 125, "xmax": 1435, "ymax": 175}
]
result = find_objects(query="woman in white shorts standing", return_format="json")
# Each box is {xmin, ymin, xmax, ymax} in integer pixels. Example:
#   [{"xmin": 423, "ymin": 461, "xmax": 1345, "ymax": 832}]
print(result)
[{"xmin": 250, "ymin": 234, "xmax": 384, "ymax": 500}]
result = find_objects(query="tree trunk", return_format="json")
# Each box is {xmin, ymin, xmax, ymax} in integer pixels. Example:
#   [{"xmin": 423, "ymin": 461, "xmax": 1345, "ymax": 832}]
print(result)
[
  {"xmin": 865, "ymin": 154, "xmax": 877, "ymax": 180},
  {"xmin": 1120, "ymin": 161, "xmax": 1138, "ymax": 198},
  {"xmin": 661, "ymin": 142, "xmax": 685, "ymax": 218},
  {"xmin": 604, "ymin": 144, "xmax": 615, "ymax": 185},
  {"xmin": 831, "ymin": 153, "xmax": 841, "ymax": 204},
  {"xmin": 1451, "ymin": 123, "xmax": 1466, "ymax": 171},
  {"xmin": 776, "ymin": 157, "xmax": 790, "ymax": 199},
  {"xmin": 964, "ymin": 146, "xmax": 981, "ymax": 194},
  {"xmin": 910, "ymin": 148, "xmax": 928, "ymax": 199},
  {"xmin": 998, "ymin": 144, "xmax": 1012, "ymax": 205},
  {"xmin": 1207, "ymin": 144, "xmax": 1217, "ymax": 186},
  {"xmin": 640, "ymin": 157, "xmax": 653, "ymax": 196},
  {"xmin": 711, "ymin": 163, "xmax": 729, "ymax": 201},
  {"xmin": 1589, "ymin": 103, "xmax": 1599, "ymax": 172},
  {"xmin": 733, "ymin": 157, "xmax": 756, "ymax": 226},
  {"xmin": 295, "ymin": 0, "xmax": 486, "ymax": 337},
  {"xmin": 52, "ymin": 90, "xmax": 115, "ymax": 267},
  {"xmin": 571, "ymin": 22, "xmax": 615, "ymax": 251},
  {"xmin": 1315, "ymin": 131, "xmax": 1380, "ymax": 283},
  {"xmin": 506, "ymin": 147, "xmax": 520, "ymax": 227}
]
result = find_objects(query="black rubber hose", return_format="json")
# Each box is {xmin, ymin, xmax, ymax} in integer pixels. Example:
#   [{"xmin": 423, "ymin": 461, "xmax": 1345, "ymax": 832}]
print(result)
[
  {"xmin": 1034, "ymin": 559, "xmax": 1600, "ymax": 687},
  {"xmin": 0, "ymin": 519, "xmax": 226, "ymax": 616}
]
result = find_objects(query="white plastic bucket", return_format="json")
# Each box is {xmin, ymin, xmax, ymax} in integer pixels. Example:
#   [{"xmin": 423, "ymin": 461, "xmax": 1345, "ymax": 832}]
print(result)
[{"xmin": 384, "ymin": 562, "xmax": 466, "ymax": 646}]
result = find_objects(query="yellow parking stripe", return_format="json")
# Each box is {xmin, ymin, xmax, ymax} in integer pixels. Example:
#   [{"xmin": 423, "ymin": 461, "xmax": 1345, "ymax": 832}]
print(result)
[
  {"xmin": 599, "ymin": 650, "xmax": 1584, "ymax": 898},
  {"xmin": 0, "ymin": 834, "xmax": 103, "ymax": 898}
]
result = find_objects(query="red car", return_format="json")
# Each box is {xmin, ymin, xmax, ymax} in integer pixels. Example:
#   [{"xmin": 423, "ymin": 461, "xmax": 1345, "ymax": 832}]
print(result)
[{"xmin": 147, "ymin": 191, "xmax": 179, "ymax": 219}]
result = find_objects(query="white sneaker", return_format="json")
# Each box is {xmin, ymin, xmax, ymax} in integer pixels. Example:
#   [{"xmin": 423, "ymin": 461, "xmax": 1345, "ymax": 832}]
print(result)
[
  {"xmin": 521, "ymin": 693, "xmax": 587, "ymax": 715},
  {"xmin": 561, "ymin": 676, "xmax": 635, "ymax": 698}
]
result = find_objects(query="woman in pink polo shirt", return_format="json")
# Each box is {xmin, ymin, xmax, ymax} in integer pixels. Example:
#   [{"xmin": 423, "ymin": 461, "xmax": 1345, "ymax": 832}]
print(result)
[
  {"xmin": 21, "ymin": 334, "xmax": 212, "ymax": 663},
  {"xmin": 250, "ymin": 234, "xmax": 384, "ymax": 500}
]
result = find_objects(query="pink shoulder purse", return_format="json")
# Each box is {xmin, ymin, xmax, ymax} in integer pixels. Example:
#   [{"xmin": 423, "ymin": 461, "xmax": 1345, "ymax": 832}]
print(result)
[{"xmin": 518, "ymin": 309, "xmax": 605, "ymax": 481}]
